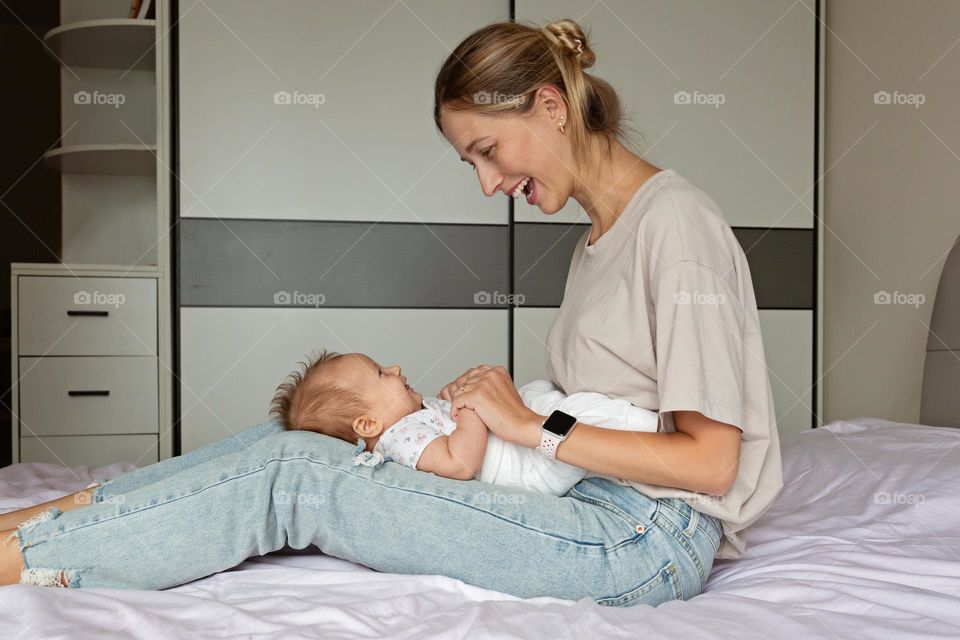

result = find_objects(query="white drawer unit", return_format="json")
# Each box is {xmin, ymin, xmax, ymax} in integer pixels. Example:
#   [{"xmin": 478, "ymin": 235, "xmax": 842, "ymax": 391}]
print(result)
[
  {"xmin": 18, "ymin": 356, "xmax": 159, "ymax": 437},
  {"xmin": 11, "ymin": 264, "xmax": 172, "ymax": 466},
  {"xmin": 19, "ymin": 435, "xmax": 159, "ymax": 468},
  {"xmin": 18, "ymin": 276, "xmax": 157, "ymax": 356}
]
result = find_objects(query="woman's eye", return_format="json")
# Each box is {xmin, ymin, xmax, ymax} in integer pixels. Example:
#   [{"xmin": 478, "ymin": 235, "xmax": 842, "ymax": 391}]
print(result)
[{"xmin": 481, "ymin": 146, "xmax": 494, "ymax": 159}]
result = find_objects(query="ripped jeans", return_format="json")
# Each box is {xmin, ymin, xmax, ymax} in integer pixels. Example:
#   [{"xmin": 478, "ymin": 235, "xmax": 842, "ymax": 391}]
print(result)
[{"xmin": 9, "ymin": 419, "xmax": 722, "ymax": 606}]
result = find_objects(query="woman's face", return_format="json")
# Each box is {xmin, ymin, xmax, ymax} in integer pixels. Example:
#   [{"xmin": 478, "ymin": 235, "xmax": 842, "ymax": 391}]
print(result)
[{"xmin": 439, "ymin": 96, "xmax": 575, "ymax": 215}]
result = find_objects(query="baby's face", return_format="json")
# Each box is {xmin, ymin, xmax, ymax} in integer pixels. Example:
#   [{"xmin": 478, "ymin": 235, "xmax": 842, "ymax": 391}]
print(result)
[{"xmin": 339, "ymin": 353, "xmax": 424, "ymax": 428}]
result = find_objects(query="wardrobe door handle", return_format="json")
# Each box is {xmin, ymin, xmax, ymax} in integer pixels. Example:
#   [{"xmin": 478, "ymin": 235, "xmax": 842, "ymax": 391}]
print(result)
[
  {"xmin": 67, "ymin": 310, "xmax": 109, "ymax": 317},
  {"xmin": 68, "ymin": 390, "xmax": 111, "ymax": 397}
]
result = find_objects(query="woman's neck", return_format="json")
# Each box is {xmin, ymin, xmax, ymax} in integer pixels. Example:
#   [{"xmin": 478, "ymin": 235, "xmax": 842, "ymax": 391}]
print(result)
[{"xmin": 572, "ymin": 140, "xmax": 662, "ymax": 245}]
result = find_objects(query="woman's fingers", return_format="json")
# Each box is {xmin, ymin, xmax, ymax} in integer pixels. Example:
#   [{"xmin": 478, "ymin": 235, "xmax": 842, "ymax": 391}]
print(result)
[{"xmin": 439, "ymin": 365, "xmax": 493, "ymax": 400}]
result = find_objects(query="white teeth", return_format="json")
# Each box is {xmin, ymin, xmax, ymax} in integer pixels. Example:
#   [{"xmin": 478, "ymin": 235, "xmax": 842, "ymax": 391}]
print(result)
[{"xmin": 512, "ymin": 177, "xmax": 530, "ymax": 199}]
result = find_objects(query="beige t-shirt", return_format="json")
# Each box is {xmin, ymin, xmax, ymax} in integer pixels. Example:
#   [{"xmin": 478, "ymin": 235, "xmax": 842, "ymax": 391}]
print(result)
[{"xmin": 544, "ymin": 168, "xmax": 783, "ymax": 560}]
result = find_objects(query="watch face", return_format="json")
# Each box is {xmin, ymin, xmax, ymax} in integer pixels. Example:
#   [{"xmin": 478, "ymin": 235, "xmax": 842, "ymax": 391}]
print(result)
[{"xmin": 544, "ymin": 410, "xmax": 578, "ymax": 437}]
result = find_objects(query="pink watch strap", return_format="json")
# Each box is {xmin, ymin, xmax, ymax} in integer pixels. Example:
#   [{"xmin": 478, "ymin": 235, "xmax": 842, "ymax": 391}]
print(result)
[{"xmin": 536, "ymin": 429, "xmax": 564, "ymax": 459}]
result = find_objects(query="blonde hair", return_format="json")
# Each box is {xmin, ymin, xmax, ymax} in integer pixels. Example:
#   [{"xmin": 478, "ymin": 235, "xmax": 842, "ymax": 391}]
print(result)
[
  {"xmin": 433, "ymin": 18, "xmax": 643, "ymax": 173},
  {"xmin": 269, "ymin": 349, "xmax": 368, "ymax": 444}
]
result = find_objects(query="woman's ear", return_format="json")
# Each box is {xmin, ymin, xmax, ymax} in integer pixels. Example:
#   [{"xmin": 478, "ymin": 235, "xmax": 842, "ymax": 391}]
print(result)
[
  {"xmin": 353, "ymin": 415, "xmax": 384, "ymax": 438},
  {"xmin": 536, "ymin": 84, "xmax": 566, "ymax": 123}
]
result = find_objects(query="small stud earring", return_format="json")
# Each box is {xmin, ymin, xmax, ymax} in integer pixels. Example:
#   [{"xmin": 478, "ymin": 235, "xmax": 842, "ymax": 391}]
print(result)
[{"xmin": 558, "ymin": 117, "xmax": 565, "ymax": 134}]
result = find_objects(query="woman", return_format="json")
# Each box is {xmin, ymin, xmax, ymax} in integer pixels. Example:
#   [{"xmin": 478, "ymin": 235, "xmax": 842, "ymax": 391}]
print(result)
[{"xmin": 0, "ymin": 18, "xmax": 782, "ymax": 606}]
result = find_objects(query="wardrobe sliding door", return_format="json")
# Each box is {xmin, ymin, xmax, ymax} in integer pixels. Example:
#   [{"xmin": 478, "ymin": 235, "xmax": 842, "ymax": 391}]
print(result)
[{"xmin": 177, "ymin": 0, "xmax": 511, "ymax": 450}]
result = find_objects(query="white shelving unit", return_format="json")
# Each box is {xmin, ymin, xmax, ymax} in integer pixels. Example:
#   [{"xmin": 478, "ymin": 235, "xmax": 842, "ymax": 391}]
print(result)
[
  {"xmin": 43, "ymin": 19, "xmax": 157, "ymax": 71},
  {"xmin": 44, "ymin": 143, "xmax": 157, "ymax": 176},
  {"xmin": 11, "ymin": 0, "xmax": 173, "ymax": 465}
]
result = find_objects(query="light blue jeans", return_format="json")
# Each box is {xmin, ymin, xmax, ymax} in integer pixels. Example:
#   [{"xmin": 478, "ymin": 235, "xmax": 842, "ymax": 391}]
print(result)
[{"xmin": 13, "ymin": 419, "xmax": 722, "ymax": 606}]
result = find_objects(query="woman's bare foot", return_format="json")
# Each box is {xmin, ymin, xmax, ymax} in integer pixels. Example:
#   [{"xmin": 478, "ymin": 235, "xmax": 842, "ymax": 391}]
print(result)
[{"xmin": 0, "ymin": 485, "xmax": 100, "ymax": 531}]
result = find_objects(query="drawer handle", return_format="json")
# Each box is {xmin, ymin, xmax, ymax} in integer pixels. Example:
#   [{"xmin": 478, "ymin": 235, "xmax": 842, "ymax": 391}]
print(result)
[
  {"xmin": 67, "ymin": 310, "xmax": 109, "ymax": 317},
  {"xmin": 68, "ymin": 390, "xmax": 110, "ymax": 397}
]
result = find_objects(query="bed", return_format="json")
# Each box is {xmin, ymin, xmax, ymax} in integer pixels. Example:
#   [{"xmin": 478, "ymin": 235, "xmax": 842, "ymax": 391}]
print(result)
[
  {"xmin": 0, "ymin": 415, "xmax": 957, "ymax": 638},
  {"xmin": 1, "ymin": 239, "xmax": 958, "ymax": 638}
]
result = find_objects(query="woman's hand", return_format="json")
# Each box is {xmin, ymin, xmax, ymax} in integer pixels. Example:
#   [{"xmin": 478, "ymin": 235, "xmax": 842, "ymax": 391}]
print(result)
[
  {"xmin": 438, "ymin": 364, "xmax": 493, "ymax": 403},
  {"xmin": 441, "ymin": 365, "xmax": 542, "ymax": 448}
]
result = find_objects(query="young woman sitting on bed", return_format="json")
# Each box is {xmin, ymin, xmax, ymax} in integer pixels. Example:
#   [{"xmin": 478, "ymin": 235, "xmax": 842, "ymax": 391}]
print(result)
[{"xmin": 0, "ymin": 18, "xmax": 782, "ymax": 607}]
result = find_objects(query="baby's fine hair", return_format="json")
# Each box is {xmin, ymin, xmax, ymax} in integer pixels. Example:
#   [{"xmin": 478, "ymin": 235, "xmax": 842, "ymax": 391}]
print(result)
[{"xmin": 269, "ymin": 349, "xmax": 368, "ymax": 444}]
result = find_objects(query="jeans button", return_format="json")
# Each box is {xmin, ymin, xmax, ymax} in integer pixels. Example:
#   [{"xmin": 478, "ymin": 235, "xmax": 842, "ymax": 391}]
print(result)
[{"xmin": 635, "ymin": 524, "xmax": 646, "ymax": 534}]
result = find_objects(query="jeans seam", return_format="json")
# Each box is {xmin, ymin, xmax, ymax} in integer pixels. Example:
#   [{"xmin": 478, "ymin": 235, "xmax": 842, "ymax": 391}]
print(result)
[
  {"xmin": 365, "ymin": 475, "xmax": 620, "ymax": 550},
  {"xmin": 25, "ymin": 463, "xmax": 286, "ymax": 546},
  {"xmin": 698, "ymin": 517, "xmax": 722, "ymax": 545},
  {"xmin": 595, "ymin": 560, "xmax": 682, "ymax": 606},
  {"xmin": 657, "ymin": 514, "xmax": 708, "ymax": 586},
  {"xmin": 660, "ymin": 501, "xmax": 721, "ymax": 546},
  {"xmin": 29, "ymin": 455, "xmax": 618, "ymax": 552}
]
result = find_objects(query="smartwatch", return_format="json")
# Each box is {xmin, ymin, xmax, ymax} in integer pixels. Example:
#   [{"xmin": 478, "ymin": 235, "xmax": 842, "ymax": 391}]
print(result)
[{"xmin": 536, "ymin": 410, "xmax": 578, "ymax": 459}]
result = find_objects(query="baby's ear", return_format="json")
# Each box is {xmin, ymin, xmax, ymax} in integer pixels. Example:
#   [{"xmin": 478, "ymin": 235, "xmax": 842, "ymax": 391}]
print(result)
[{"xmin": 353, "ymin": 415, "xmax": 383, "ymax": 437}]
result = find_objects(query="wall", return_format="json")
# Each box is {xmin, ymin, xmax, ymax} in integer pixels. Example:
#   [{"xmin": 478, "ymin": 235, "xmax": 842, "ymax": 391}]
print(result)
[
  {"xmin": 175, "ymin": 0, "xmax": 821, "ymax": 450},
  {"xmin": 823, "ymin": 0, "xmax": 960, "ymax": 423}
]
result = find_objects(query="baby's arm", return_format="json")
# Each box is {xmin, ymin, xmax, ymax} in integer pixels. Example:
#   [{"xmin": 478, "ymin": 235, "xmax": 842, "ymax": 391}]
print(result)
[{"xmin": 416, "ymin": 408, "xmax": 488, "ymax": 480}]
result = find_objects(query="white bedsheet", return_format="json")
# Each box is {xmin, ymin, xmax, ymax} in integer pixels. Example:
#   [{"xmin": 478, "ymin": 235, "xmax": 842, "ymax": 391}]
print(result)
[{"xmin": 1, "ymin": 416, "xmax": 958, "ymax": 639}]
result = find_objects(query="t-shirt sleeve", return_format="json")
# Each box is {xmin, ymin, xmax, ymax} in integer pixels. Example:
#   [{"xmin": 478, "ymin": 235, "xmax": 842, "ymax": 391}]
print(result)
[
  {"xmin": 375, "ymin": 416, "xmax": 445, "ymax": 469},
  {"xmin": 653, "ymin": 260, "xmax": 745, "ymax": 430}
]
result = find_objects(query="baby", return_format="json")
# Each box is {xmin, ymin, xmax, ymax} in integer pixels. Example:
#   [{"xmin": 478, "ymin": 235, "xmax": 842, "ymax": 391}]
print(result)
[{"xmin": 270, "ymin": 349, "xmax": 660, "ymax": 496}]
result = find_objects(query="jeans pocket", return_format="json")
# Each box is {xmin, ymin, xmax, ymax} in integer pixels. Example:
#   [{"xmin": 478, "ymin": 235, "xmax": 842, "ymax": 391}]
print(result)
[
  {"xmin": 567, "ymin": 478, "xmax": 659, "ymax": 528},
  {"xmin": 595, "ymin": 560, "xmax": 683, "ymax": 607}
]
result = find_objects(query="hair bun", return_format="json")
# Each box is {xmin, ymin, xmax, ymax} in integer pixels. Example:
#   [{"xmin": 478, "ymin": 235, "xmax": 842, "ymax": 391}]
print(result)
[{"xmin": 544, "ymin": 18, "xmax": 595, "ymax": 68}]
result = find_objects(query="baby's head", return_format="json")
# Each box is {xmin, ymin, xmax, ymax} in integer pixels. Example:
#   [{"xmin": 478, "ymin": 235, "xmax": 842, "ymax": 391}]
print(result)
[{"xmin": 270, "ymin": 349, "xmax": 424, "ymax": 452}]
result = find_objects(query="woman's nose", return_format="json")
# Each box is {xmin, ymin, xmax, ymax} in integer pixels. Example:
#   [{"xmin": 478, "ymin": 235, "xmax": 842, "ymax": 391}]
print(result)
[{"xmin": 477, "ymin": 166, "xmax": 503, "ymax": 198}]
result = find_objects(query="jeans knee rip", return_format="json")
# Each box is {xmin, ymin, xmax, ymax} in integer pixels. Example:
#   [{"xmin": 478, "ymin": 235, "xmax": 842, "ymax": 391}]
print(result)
[
  {"xmin": 3, "ymin": 507, "xmax": 83, "ymax": 588},
  {"xmin": 86, "ymin": 480, "xmax": 105, "ymax": 504}
]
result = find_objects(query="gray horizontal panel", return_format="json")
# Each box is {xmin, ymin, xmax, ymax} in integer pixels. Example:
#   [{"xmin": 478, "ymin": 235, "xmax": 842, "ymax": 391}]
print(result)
[
  {"xmin": 733, "ymin": 228, "xmax": 815, "ymax": 309},
  {"xmin": 514, "ymin": 223, "xmax": 815, "ymax": 309},
  {"xmin": 179, "ymin": 219, "xmax": 508, "ymax": 308},
  {"xmin": 514, "ymin": 223, "xmax": 583, "ymax": 307}
]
